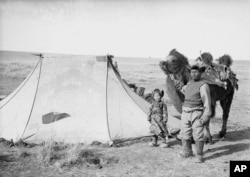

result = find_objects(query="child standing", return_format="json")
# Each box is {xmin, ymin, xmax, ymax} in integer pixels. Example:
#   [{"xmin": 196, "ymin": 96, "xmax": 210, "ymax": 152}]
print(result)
[{"xmin": 148, "ymin": 89, "xmax": 170, "ymax": 148}]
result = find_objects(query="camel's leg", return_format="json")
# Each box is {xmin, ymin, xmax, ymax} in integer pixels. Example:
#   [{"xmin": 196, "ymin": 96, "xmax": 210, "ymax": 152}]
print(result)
[
  {"xmin": 204, "ymin": 102, "xmax": 216, "ymax": 144},
  {"xmin": 204, "ymin": 120, "xmax": 214, "ymax": 144},
  {"xmin": 219, "ymin": 92, "xmax": 234, "ymax": 138}
]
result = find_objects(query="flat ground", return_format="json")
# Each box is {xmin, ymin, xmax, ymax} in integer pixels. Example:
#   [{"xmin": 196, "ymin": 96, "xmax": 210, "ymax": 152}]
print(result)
[{"xmin": 0, "ymin": 54, "xmax": 250, "ymax": 177}]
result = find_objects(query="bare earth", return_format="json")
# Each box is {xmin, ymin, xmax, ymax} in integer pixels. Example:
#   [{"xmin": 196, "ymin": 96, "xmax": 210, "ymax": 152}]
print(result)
[{"xmin": 0, "ymin": 54, "xmax": 250, "ymax": 177}]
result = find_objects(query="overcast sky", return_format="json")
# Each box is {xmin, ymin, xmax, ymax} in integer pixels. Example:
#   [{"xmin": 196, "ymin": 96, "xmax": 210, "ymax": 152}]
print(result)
[{"xmin": 0, "ymin": 0, "xmax": 250, "ymax": 60}]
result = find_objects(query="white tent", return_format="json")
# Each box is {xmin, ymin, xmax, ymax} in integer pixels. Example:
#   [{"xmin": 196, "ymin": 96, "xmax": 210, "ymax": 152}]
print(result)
[{"xmin": 0, "ymin": 54, "xmax": 180, "ymax": 145}]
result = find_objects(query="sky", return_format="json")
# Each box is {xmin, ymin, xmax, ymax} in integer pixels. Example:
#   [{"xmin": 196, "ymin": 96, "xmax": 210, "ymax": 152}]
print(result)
[{"xmin": 0, "ymin": 0, "xmax": 250, "ymax": 60}]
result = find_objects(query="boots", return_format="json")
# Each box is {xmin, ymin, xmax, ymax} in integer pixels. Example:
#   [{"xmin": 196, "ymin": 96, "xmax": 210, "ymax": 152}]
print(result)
[
  {"xmin": 194, "ymin": 141, "xmax": 204, "ymax": 163},
  {"xmin": 149, "ymin": 135, "xmax": 158, "ymax": 147},
  {"xmin": 179, "ymin": 139, "xmax": 194, "ymax": 158},
  {"xmin": 159, "ymin": 136, "xmax": 170, "ymax": 148}
]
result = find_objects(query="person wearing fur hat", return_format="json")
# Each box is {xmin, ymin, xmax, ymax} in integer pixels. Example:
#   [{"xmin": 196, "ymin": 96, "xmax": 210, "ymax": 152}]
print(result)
[
  {"xmin": 179, "ymin": 64, "xmax": 212, "ymax": 163},
  {"xmin": 196, "ymin": 52, "xmax": 228, "ymax": 89},
  {"xmin": 148, "ymin": 89, "xmax": 170, "ymax": 148}
]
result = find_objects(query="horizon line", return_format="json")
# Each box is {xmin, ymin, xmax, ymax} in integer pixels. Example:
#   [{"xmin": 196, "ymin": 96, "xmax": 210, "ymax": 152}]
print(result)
[{"xmin": 0, "ymin": 49, "xmax": 249, "ymax": 61}]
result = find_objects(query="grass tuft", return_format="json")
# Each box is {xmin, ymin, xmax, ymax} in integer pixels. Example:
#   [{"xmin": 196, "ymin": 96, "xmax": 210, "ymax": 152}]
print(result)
[
  {"xmin": 37, "ymin": 142, "xmax": 119, "ymax": 169},
  {"xmin": 18, "ymin": 150, "xmax": 31, "ymax": 158}
]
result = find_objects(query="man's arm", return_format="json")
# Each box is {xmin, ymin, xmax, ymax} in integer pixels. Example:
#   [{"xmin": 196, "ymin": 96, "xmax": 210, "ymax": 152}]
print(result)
[{"xmin": 200, "ymin": 84, "xmax": 212, "ymax": 124}]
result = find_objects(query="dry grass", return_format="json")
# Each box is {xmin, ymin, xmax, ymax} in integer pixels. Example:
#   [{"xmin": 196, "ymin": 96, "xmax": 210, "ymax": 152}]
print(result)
[{"xmin": 36, "ymin": 141, "xmax": 119, "ymax": 170}]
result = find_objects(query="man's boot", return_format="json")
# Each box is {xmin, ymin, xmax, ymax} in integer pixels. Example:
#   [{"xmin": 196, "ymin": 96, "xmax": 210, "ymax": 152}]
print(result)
[
  {"xmin": 178, "ymin": 139, "xmax": 194, "ymax": 158},
  {"xmin": 194, "ymin": 141, "xmax": 204, "ymax": 163}
]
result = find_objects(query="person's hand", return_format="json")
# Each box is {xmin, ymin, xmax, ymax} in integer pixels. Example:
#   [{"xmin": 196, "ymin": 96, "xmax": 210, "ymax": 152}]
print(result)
[
  {"xmin": 200, "ymin": 116, "xmax": 210, "ymax": 126},
  {"xmin": 163, "ymin": 115, "xmax": 168, "ymax": 123}
]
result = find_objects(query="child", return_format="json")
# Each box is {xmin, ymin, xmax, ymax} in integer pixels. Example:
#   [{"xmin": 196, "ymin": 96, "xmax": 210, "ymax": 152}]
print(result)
[{"xmin": 148, "ymin": 89, "xmax": 170, "ymax": 148}]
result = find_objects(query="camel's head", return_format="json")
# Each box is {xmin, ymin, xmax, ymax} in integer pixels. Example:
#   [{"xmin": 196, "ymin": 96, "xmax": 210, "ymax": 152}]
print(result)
[
  {"xmin": 159, "ymin": 49, "xmax": 189, "ymax": 75},
  {"xmin": 159, "ymin": 49, "xmax": 191, "ymax": 110},
  {"xmin": 159, "ymin": 49, "xmax": 191, "ymax": 88}
]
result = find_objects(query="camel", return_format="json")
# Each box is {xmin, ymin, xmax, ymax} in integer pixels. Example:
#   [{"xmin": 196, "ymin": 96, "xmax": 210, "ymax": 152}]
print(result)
[{"xmin": 159, "ymin": 49, "xmax": 239, "ymax": 141}]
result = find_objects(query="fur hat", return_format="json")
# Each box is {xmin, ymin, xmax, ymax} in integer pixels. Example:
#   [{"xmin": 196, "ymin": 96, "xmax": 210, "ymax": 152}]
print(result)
[
  {"xmin": 152, "ymin": 89, "xmax": 164, "ymax": 98},
  {"xmin": 190, "ymin": 64, "xmax": 206, "ymax": 73},
  {"xmin": 201, "ymin": 52, "xmax": 213, "ymax": 64},
  {"xmin": 217, "ymin": 54, "xmax": 233, "ymax": 67},
  {"xmin": 196, "ymin": 52, "xmax": 213, "ymax": 66}
]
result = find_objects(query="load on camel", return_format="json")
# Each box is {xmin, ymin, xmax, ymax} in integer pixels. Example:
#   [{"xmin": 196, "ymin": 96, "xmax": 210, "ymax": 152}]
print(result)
[{"xmin": 159, "ymin": 49, "xmax": 239, "ymax": 142}]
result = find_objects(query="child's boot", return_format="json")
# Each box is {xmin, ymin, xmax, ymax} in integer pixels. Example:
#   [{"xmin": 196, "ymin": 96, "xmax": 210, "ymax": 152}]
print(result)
[
  {"xmin": 149, "ymin": 135, "xmax": 158, "ymax": 147},
  {"xmin": 160, "ymin": 136, "xmax": 170, "ymax": 148}
]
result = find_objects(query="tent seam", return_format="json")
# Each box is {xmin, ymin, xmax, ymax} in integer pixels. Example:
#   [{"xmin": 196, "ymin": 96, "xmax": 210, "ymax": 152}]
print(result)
[
  {"xmin": 0, "ymin": 58, "xmax": 41, "ymax": 109},
  {"xmin": 106, "ymin": 58, "xmax": 112, "ymax": 144},
  {"xmin": 21, "ymin": 57, "xmax": 43, "ymax": 139},
  {"xmin": 109, "ymin": 59, "xmax": 148, "ymax": 114}
]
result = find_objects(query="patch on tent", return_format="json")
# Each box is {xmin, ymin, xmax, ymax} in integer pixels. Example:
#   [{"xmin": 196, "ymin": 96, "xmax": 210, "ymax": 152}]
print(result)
[
  {"xmin": 0, "ymin": 95, "xmax": 6, "ymax": 101},
  {"xmin": 42, "ymin": 112, "xmax": 70, "ymax": 124}
]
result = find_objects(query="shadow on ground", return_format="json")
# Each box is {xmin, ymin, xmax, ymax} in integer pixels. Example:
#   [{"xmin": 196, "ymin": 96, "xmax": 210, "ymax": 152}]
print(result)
[
  {"xmin": 204, "ymin": 143, "xmax": 250, "ymax": 161},
  {"xmin": 212, "ymin": 126, "xmax": 250, "ymax": 142}
]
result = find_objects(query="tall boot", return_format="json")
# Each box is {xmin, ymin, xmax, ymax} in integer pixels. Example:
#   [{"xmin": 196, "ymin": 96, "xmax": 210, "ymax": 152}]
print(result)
[
  {"xmin": 179, "ymin": 139, "xmax": 194, "ymax": 158},
  {"xmin": 159, "ymin": 135, "xmax": 170, "ymax": 148},
  {"xmin": 149, "ymin": 135, "xmax": 158, "ymax": 147},
  {"xmin": 194, "ymin": 141, "xmax": 204, "ymax": 163}
]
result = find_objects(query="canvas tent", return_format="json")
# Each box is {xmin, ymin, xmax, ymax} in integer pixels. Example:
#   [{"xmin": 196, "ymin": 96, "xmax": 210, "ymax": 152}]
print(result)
[{"xmin": 0, "ymin": 54, "xmax": 180, "ymax": 145}]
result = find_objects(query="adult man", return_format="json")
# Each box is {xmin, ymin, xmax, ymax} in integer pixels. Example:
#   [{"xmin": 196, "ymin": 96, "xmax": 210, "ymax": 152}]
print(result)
[{"xmin": 179, "ymin": 64, "xmax": 212, "ymax": 163}]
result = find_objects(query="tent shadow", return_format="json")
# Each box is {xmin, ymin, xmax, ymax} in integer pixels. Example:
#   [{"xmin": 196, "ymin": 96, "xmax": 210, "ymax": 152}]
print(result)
[
  {"xmin": 0, "ymin": 153, "xmax": 15, "ymax": 162},
  {"xmin": 204, "ymin": 143, "xmax": 250, "ymax": 161}
]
